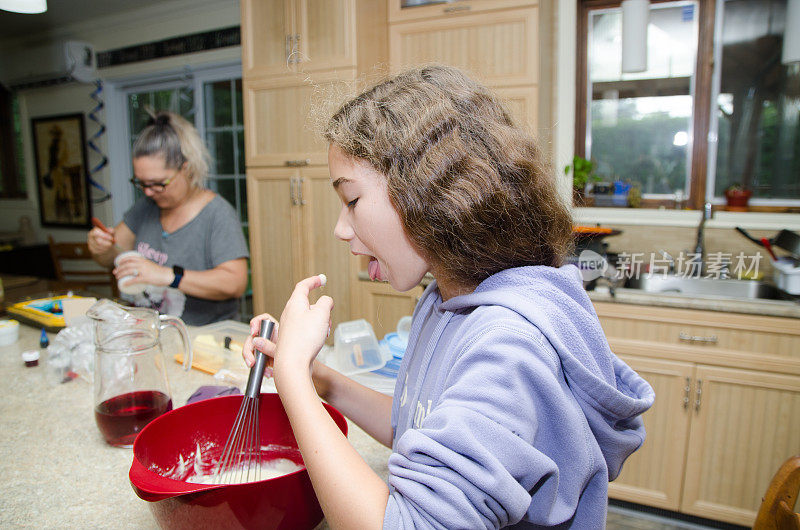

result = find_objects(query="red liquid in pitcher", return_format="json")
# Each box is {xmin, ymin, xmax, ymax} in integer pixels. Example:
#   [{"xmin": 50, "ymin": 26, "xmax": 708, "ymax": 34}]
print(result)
[{"xmin": 95, "ymin": 390, "xmax": 172, "ymax": 447}]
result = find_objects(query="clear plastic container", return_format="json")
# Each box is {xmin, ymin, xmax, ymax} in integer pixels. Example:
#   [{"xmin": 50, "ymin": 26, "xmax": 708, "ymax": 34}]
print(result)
[
  {"xmin": 396, "ymin": 316, "xmax": 412, "ymax": 346},
  {"xmin": 327, "ymin": 319, "xmax": 390, "ymax": 375},
  {"xmin": 182, "ymin": 320, "xmax": 252, "ymax": 375}
]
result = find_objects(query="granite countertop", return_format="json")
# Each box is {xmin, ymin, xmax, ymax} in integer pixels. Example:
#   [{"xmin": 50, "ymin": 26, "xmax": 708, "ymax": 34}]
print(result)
[
  {"xmin": 587, "ymin": 287, "xmax": 800, "ymax": 319},
  {"xmin": 0, "ymin": 322, "xmax": 391, "ymax": 528},
  {"xmin": 358, "ymin": 270, "xmax": 800, "ymax": 319}
]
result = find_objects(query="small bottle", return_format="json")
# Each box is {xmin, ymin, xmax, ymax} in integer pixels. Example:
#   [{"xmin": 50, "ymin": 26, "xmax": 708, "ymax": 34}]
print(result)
[
  {"xmin": 40, "ymin": 328, "xmax": 49, "ymax": 349},
  {"xmin": 22, "ymin": 350, "xmax": 40, "ymax": 367}
]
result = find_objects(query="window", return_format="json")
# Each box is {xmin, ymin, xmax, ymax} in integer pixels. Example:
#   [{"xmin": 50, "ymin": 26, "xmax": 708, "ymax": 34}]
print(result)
[
  {"xmin": 577, "ymin": 0, "xmax": 800, "ymax": 210},
  {"xmin": 197, "ymin": 76, "xmax": 251, "ymax": 320},
  {"xmin": 711, "ymin": 0, "xmax": 800, "ymax": 201}
]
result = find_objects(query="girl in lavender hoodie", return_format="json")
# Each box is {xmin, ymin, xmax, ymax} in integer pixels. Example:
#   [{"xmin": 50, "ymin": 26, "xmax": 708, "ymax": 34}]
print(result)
[{"xmin": 243, "ymin": 65, "xmax": 655, "ymax": 529}]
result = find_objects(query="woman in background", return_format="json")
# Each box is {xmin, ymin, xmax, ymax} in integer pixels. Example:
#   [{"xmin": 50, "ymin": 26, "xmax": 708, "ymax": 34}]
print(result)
[{"xmin": 87, "ymin": 111, "xmax": 248, "ymax": 325}]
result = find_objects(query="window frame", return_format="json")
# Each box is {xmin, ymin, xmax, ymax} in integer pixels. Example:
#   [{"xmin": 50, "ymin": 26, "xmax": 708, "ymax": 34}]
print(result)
[{"xmin": 575, "ymin": 0, "xmax": 717, "ymax": 210}]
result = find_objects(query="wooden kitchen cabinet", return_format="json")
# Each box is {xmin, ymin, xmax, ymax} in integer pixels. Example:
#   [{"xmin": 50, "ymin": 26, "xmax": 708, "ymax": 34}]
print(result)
[
  {"xmin": 494, "ymin": 85, "xmax": 538, "ymax": 132},
  {"xmin": 241, "ymin": 0, "xmax": 387, "ymax": 167},
  {"xmin": 389, "ymin": 6, "xmax": 539, "ymax": 88},
  {"xmin": 597, "ymin": 301, "xmax": 800, "ymax": 526},
  {"xmin": 241, "ymin": 0, "xmax": 369, "ymax": 77},
  {"xmin": 609, "ymin": 356, "xmax": 693, "ymax": 511},
  {"xmin": 241, "ymin": 0, "xmax": 386, "ymax": 326},
  {"xmin": 243, "ymin": 71, "xmax": 352, "ymax": 167},
  {"xmin": 389, "ymin": 3, "xmax": 540, "ymax": 132},
  {"xmin": 388, "ymin": 0, "xmax": 534, "ymax": 23},
  {"xmin": 681, "ymin": 365, "xmax": 800, "ymax": 524},
  {"xmin": 351, "ymin": 277, "xmax": 423, "ymax": 340},
  {"xmin": 246, "ymin": 166, "xmax": 351, "ymax": 332}
]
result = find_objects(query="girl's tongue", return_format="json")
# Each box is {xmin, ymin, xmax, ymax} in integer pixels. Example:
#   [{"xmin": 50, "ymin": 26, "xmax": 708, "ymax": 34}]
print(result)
[{"xmin": 368, "ymin": 257, "xmax": 382, "ymax": 281}]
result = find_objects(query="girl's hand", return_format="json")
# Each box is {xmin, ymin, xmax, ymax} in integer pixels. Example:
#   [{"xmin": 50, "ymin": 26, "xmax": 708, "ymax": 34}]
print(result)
[
  {"xmin": 242, "ymin": 313, "xmax": 280, "ymax": 377},
  {"xmin": 112, "ymin": 255, "xmax": 172, "ymax": 287},
  {"xmin": 273, "ymin": 275, "xmax": 332, "ymax": 381},
  {"xmin": 87, "ymin": 226, "xmax": 115, "ymax": 255}
]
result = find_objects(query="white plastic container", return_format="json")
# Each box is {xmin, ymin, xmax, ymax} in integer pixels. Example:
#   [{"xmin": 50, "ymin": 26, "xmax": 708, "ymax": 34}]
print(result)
[
  {"xmin": 114, "ymin": 251, "xmax": 147, "ymax": 295},
  {"xmin": 325, "ymin": 319, "xmax": 390, "ymax": 375},
  {"xmin": 0, "ymin": 319, "xmax": 20, "ymax": 345},
  {"xmin": 773, "ymin": 257, "xmax": 800, "ymax": 295}
]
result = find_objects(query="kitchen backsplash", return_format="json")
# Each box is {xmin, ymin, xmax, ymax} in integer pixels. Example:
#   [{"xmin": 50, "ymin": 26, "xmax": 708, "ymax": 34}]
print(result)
[{"xmin": 602, "ymin": 225, "xmax": 782, "ymax": 279}]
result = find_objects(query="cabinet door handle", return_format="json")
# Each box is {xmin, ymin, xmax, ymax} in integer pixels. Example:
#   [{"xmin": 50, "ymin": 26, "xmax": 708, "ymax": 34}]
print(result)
[
  {"xmin": 285, "ymin": 34, "xmax": 292, "ymax": 62},
  {"xmin": 285, "ymin": 159, "xmax": 310, "ymax": 167},
  {"xmin": 294, "ymin": 34, "xmax": 301, "ymax": 63},
  {"xmin": 694, "ymin": 379, "xmax": 703, "ymax": 412},
  {"xmin": 683, "ymin": 377, "xmax": 691, "ymax": 410},
  {"xmin": 290, "ymin": 177, "xmax": 298, "ymax": 206},
  {"xmin": 679, "ymin": 332, "xmax": 718, "ymax": 344},
  {"xmin": 443, "ymin": 4, "xmax": 471, "ymax": 13},
  {"xmin": 299, "ymin": 177, "xmax": 306, "ymax": 205}
]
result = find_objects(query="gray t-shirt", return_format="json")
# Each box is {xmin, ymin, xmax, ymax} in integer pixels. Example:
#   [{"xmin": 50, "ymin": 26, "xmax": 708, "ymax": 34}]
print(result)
[{"xmin": 122, "ymin": 194, "xmax": 249, "ymax": 325}]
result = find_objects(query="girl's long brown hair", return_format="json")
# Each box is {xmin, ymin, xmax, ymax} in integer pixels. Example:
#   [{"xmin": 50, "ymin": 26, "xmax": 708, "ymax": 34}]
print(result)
[{"xmin": 325, "ymin": 65, "xmax": 573, "ymax": 289}]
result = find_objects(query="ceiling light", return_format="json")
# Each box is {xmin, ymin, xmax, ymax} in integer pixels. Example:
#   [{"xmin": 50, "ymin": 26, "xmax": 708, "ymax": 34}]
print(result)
[{"xmin": 0, "ymin": 0, "xmax": 47, "ymax": 14}]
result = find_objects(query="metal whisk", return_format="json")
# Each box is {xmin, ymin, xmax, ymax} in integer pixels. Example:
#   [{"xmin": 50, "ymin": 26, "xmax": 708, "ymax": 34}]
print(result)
[{"xmin": 214, "ymin": 319, "xmax": 275, "ymax": 484}]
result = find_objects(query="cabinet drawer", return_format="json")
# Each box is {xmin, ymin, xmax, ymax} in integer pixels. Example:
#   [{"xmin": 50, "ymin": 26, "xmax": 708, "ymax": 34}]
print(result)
[{"xmin": 594, "ymin": 302, "xmax": 800, "ymax": 375}]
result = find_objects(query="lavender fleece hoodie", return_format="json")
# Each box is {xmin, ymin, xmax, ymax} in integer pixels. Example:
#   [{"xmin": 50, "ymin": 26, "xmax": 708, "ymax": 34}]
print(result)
[{"xmin": 383, "ymin": 265, "xmax": 655, "ymax": 529}]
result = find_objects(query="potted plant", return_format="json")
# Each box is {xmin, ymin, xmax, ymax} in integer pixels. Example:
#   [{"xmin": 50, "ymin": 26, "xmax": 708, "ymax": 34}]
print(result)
[
  {"xmin": 724, "ymin": 183, "xmax": 752, "ymax": 211},
  {"xmin": 564, "ymin": 156, "xmax": 600, "ymax": 206}
]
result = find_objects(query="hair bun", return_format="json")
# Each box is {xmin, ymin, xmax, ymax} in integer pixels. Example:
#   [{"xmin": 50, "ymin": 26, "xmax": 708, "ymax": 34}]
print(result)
[{"xmin": 154, "ymin": 114, "xmax": 171, "ymax": 127}]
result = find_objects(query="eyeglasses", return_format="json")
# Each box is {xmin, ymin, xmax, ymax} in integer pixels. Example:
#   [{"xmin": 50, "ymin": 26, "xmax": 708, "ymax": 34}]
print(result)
[{"xmin": 129, "ymin": 174, "xmax": 176, "ymax": 193}]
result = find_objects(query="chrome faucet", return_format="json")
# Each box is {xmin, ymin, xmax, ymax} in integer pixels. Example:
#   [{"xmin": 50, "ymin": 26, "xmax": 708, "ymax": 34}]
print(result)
[{"xmin": 693, "ymin": 202, "xmax": 713, "ymax": 277}]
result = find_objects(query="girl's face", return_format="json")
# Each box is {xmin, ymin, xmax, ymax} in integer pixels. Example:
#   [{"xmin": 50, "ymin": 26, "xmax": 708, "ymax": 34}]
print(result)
[
  {"xmin": 132, "ymin": 155, "xmax": 191, "ymax": 211},
  {"xmin": 330, "ymin": 145, "xmax": 430, "ymax": 292}
]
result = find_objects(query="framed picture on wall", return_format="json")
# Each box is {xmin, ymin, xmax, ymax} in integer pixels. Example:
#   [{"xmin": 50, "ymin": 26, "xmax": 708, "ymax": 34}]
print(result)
[{"xmin": 31, "ymin": 113, "xmax": 91, "ymax": 228}]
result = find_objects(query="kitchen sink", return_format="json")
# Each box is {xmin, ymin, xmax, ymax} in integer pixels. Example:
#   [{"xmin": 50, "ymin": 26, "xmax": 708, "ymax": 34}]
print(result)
[{"xmin": 625, "ymin": 274, "xmax": 781, "ymax": 300}]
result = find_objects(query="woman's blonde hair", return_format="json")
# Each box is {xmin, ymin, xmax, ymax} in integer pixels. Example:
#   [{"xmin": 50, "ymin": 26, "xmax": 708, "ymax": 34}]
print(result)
[
  {"xmin": 325, "ymin": 65, "xmax": 573, "ymax": 288},
  {"xmin": 132, "ymin": 110, "xmax": 209, "ymax": 187}
]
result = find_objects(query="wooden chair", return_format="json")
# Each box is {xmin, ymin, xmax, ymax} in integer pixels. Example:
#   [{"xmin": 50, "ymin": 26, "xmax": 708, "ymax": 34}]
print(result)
[
  {"xmin": 47, "ymin": 236, "xmax": 117, "ymax": 298},
  {"xmin": 754, "ymin": 455, "xmax": 800, "ymax": 530}
]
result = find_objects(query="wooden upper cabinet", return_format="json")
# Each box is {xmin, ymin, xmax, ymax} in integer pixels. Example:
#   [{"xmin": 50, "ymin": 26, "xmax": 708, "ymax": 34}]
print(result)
[
  {"xmin": 242, "ymin": 0, "xmax": 296, "ymax": 77},
  {"xmin": 242, "ymin": 0, "xmax": 373, "ymax": 77},
  {"xmin": 494, "ymin": 85, "xmax": 538, "ymax": 132},
  {"xmin": 296, "ymin": 0, "xmax": 356, "ymax": 72},
  {"xmin": 388, "ymin": 0, "xmax": 536, "ymax": 23},
  {"xmin": 243, "ymin": 71, "xmax": 355, "ymax": 167},
  {"xmin": 389, "ymin": 6, "xmax": 539, "ymax": 87}
]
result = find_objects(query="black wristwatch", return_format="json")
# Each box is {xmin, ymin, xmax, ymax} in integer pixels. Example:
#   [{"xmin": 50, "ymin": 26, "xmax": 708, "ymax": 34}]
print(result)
[{"xmin": 169, "ymin": 265, "xmax": 184, "ymax": 288}]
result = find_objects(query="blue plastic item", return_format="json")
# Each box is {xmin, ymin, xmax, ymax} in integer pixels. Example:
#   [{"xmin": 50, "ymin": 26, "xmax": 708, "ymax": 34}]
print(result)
[{"xmin": 383, "ymin": 332, "xmax": 407, "ymax": 359}]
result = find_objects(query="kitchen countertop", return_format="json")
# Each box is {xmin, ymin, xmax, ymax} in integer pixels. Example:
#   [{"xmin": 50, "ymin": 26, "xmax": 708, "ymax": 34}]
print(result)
[
  {"xmin": 358, "ymin": 270, "xmax": 800, "ymax": 319},
  {"xmin": 0, "ymin": 322, "xmax": 391, "ymax": 529},
  {"xmin": 587, "ymin": 287, "xmax": 800, "ymax": 319}
]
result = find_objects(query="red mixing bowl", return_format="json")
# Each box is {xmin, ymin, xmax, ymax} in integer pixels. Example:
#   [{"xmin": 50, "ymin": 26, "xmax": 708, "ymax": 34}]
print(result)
[{"xmin": 130, "ymin": 393, "xmax": 347, "ymax": 529}]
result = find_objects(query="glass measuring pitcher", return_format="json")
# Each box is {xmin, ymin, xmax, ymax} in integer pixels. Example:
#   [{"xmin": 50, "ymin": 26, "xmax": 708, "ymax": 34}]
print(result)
[{"xmin": 88, "ymin": 300, "xmax": 193, "ymax": 447}]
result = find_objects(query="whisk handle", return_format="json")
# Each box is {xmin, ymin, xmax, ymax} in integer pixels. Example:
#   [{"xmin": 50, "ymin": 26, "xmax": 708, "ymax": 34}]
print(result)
[{"xmin": 245, "ymin": 320, "xmax": 275, "ymax": 398}]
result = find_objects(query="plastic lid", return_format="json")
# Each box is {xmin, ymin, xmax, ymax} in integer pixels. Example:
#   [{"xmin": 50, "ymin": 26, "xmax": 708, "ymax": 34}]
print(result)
[
  {"xmin": 0, "ymin": 319, "xmax": 19, "ymax": 331},
  {"xmin": 21, "ymin": 350, "xmax": 40, "ymax": 362},
  {"xmin": 382, "ymin": 332, "xmax": 407, "ymax": 359}
]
